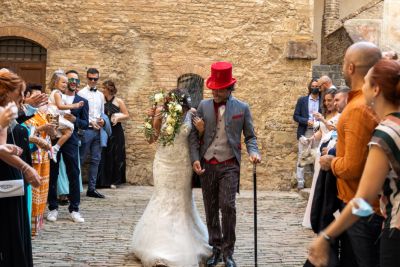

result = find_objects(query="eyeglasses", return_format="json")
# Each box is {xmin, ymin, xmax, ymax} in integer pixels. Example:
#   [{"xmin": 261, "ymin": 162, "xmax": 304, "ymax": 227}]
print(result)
[
  {"xmin": 68, "ymin": 78, "xmax": 80, "ymax": 84},
  {"xmin": 88, "ymin": 77, "xmax": 99, "ymax": 81}
]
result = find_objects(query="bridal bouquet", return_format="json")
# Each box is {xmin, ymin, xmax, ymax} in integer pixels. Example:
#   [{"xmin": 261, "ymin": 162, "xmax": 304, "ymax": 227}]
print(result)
[{"xmin": 143, "ymin": 91, "xmax": 184, "ymax": 146}]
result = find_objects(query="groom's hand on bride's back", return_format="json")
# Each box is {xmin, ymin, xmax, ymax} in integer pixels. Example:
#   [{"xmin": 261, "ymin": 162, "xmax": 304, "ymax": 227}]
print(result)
[{"xmin": 192, "ymin": 161, "xmax": 205, "ymax": 175}]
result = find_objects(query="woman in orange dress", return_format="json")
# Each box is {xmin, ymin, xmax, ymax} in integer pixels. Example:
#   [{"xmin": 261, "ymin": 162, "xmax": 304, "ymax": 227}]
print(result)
[{"xmin": 24, "ymin": 84, "xmax": 55, "ymax": 236}]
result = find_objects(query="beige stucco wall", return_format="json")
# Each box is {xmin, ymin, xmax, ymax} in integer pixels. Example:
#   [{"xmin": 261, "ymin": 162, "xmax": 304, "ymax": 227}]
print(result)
[{"xmin": 0, "ymin": 0, "xmax": 314, "ymax": 190}]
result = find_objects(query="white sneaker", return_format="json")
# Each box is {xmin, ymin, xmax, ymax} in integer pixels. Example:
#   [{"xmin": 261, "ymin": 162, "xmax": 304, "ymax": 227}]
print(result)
[
  {"xmin": 70, "ymin": 211, "xmax": 84, "ymax": 223},
  {"xmin": 47, "ymin": 209, "xmax": 58, "ymax": 222}
]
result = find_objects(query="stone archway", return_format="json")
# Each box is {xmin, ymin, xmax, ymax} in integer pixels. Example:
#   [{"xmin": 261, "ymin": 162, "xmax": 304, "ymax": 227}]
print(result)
[
  {"xmin": 0, "ymin": 25, "xmax": 57, "ymax": 50},
  {"xmin": 0, "ymin": 25, "xmax": 56, "ymax": 87}
]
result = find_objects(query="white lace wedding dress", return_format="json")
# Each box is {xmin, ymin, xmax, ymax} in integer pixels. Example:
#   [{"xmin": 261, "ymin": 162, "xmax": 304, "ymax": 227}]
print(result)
[{"xmin": 131, "ymin": 113, "xmax": 211, "ymax": 267}]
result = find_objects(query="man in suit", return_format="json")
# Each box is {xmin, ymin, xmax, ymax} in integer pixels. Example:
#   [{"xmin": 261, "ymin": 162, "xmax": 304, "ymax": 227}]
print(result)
[
  {"xmin": 189, "ymin": 62, "xmax": 261, "ymax": 267},
  {"xmin": 78, "ymin": 68, "xmax": 106, "ymax": 198},
  {"xmin": 293, "ymin": 79, "xmax": 321, "ymax": 189},
  {"xmin": 47, "ymin": 70, "xmax": 89, "ymax": 223}
]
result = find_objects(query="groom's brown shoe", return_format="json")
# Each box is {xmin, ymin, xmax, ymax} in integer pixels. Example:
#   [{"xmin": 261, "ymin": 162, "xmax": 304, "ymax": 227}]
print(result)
[
  {"xmin": 206, "ymin": 248, "xmax": 222, "ymax": 267},
  {"xmin": 224, "ymin": 256, "xmax": 236, "ymax": 267}
]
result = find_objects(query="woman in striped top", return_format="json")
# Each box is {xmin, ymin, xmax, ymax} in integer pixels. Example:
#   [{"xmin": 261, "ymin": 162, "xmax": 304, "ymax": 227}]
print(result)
[{"xmin": 308, "ymin": 58, "xmax": 400, "ymax": 267}]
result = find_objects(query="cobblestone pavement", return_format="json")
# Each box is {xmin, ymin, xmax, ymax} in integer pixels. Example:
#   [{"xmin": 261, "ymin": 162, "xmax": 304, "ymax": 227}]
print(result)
[{"xmin": 32, "ymin": 186, "xmax": 314, "ymax": 267}]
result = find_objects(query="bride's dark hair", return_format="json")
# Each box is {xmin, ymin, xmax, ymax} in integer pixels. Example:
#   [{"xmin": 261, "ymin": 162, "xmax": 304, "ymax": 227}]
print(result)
[{"xmin": 164, "ymin": 88, "xmax": 191, "ymax": 111}]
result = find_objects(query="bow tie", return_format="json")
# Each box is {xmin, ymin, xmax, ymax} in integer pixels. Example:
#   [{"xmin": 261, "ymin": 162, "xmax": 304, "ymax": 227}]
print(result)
[{"xmin": 90, "ymin": 87, "xmax": 97, "ymax": 92}]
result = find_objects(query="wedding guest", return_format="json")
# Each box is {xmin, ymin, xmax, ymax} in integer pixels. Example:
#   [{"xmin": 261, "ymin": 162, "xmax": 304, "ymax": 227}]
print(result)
[
  {"xmin": 302, "ymin": 88, "xmax": 339, "ymax": 229},
  {"xmin": 309, "ymin": 59, "xmax": 400, "ymax": 267},
  {"xmin": 47, "ymin": 70, "xmax": 88, "ymax": 223},
  {"xmin": 0, "ymin": 69, "xmax": 41, "ymax": 267},
  {"xmin": 23, "ymin": 84, "xmax": 56, "ymax": 236},
  {"xmin": 78, "ymin": 68, "xmax": 106, "ymax": 198},
  {"xmin": 57, "ymin": 70, "xmax": 84, "ymax": 205},
  {"xmin": 47, "ymin": 70, "xmax": 84, "ymax": 162},
  {"xmin": 317, "ymin": 75, "xmax": 336, "ymax": 114},
  {"xmin": 318, "ymin": 42, "xmax": 383, "ymax": 267},
  {"xmin": 293, "ymin": 78, "xmax": 322, "ymax": 189},
  {"xmin": 333, "ymin": 86, "xmax": 350, "ymax": 114},
  {"xmin": 97, "ymin": 80, "xmax": 129, "ymax": 188}
]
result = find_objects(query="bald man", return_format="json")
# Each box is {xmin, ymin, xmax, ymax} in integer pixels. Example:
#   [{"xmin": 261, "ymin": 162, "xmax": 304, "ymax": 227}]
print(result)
[
  {"xmin": 319, "ymin": 42, "xmax": 383, "ymax": 267},
  {"xmin": 317, "ymin": 75, "xmax": 335, "ymax": 93}
]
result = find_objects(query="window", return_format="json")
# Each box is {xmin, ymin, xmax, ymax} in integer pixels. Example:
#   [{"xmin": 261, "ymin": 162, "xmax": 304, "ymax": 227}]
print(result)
[{"xmin": 0, "ymin": 37, "xmax": 47, "ymax": 62}]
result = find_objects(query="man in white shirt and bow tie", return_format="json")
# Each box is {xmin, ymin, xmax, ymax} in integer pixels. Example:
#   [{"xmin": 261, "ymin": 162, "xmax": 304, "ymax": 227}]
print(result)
[{"xmin": 78, "ymin": 68, "xmax": 106, "ymax": 198}]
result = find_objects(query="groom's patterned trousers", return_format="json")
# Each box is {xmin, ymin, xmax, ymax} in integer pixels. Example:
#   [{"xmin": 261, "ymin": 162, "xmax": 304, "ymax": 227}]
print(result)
[{"xmin": 200, "ymin": 159, "xmax": 240, "ymax": 258}]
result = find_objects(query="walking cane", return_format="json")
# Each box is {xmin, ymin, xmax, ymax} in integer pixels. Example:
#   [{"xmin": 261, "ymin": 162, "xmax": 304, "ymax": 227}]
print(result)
[{"xmin": 253, "ymin": 163, "xmax": 258, "ymax": 267}]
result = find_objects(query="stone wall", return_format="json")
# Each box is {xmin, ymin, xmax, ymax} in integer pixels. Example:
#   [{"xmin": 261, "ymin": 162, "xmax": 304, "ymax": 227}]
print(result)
[
  {"xmin": 0, "ymin": 0, "xmax": 314, "ymax": 190},
  {"xmin": 321, "ymin": 0, "xmax": 384, "ymax": 64},
  {"xmin": 312, "ymin": 65, "xmax": 344, "ymax": 86}
]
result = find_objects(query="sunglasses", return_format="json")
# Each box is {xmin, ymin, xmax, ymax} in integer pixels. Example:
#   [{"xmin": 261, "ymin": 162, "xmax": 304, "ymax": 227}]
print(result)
[
  {"xmin": 68, "ymin": 78, "xmax": 80, "ymax": 84},
  {"xmin": 88, "ymin": 77, "xmax": 99, "ymax": 81}
]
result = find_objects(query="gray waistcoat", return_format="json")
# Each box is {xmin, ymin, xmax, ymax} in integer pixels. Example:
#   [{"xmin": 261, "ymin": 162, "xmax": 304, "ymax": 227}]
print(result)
[{"xmin": 204, "ymin": 106, "xmax": 235, "ymax": 161}]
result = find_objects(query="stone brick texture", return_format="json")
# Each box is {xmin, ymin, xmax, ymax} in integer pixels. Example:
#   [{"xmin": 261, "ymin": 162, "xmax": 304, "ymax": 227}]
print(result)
[
  {"xmin": 322, "ymin": 0, "xmax": 341, "ymax": 35},
  {"xmin": 0, "ymin": 0, "xmax": 314, "ymax": 190},
  {"xmin": 322, "ymin": 1, "xmax": 383, "ymax": 65},
  {"xmin": 312, "ymin": 65, "xmax": 344, "ymax": 87}
]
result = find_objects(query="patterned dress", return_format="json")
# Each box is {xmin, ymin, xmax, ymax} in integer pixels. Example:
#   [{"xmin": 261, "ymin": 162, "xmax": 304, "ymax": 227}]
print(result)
[
  {"xmin": 25, "ymin": 112, "xmax": 51, "ymax": 236},
  {"xmin": 368, "ymin": 112, "xmax": 400, "ymax": 230}
]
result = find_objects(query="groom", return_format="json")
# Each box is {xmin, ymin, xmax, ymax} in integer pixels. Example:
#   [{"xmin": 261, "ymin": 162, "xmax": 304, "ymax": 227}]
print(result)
[{"xmin": 189, "ymin": 62, "xmax": 261, "ymax": 267}]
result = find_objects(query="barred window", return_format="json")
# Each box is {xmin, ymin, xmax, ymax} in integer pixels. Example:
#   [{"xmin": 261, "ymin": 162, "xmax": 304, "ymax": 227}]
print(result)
[{"xmin": 0, "ymin": 37, "xmax": 46, "ymax": 62}]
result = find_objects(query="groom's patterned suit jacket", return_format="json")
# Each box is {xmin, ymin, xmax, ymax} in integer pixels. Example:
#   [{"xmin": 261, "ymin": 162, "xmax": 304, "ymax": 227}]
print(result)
[{"xmin": 189, "ymin": 95, "xmax": 259, "ymax": 171}]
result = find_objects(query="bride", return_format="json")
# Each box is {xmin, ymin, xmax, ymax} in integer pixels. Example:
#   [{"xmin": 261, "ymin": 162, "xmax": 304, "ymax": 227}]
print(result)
[{"xmin": 131, "ymin": 89, "xmax": 211, "ymax": 267}]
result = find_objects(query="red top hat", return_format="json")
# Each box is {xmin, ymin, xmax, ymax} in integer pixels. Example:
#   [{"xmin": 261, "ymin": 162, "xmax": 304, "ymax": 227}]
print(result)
[{"xmin": 206, "ymin": 62, "xmax": 236, "ymax": 90}]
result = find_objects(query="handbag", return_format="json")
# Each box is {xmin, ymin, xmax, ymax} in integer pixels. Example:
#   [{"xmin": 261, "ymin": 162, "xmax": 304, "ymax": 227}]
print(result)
[
  {"xmin": 0, "ymin": 122, "xmax": 25, "ymax": 198},
  {"xmin": 0, "ymin": 179, "xmax": 24, "ymax": 198}
]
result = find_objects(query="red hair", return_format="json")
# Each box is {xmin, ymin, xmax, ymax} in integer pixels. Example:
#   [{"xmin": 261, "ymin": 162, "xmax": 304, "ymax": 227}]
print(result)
[
  {"xmin": 0, "ymin": 69, "xmax": 26, "ymax": 106},
  {"xmin": 370, "ymin": 59, "xmax": 400, "ymax": 106}
]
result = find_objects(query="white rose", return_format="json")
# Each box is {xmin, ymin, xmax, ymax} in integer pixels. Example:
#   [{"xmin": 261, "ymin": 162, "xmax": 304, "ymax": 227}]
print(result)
[
  {"xmin": 145, "ymin": 122, "xmax": 152, "ymax": 129},
  {"xmin": 154, "ymin": 93, "xmax": 164, "ymax": 104},
  {"xmin": 166, "ymin": 115, "xmax": 175, "ymax": 125},
  {"xmin": 175, "ymin": 104, "xmax": 182, "ymax": 112},
  {"xmin": 165, "ymin": 125, "xmax": 174, "ymax": 135}
]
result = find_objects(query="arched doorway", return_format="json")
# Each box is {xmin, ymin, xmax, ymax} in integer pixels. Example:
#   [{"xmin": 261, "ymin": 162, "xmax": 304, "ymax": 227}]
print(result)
[{"xmin": 0, "ymin": 37, "xmax": 47, "ymax": 88}]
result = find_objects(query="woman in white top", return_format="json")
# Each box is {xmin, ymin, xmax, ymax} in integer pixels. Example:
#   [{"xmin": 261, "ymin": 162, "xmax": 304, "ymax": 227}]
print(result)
[{"xmin": 302, "ymin": 88, "xmax": 340, "ymax": 228}]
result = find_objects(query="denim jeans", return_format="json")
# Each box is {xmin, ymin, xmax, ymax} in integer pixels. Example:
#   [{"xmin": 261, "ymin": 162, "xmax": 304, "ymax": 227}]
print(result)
[{"xmin": 80, "ymin": 129, "xmax": 101, "ymax": 192}]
